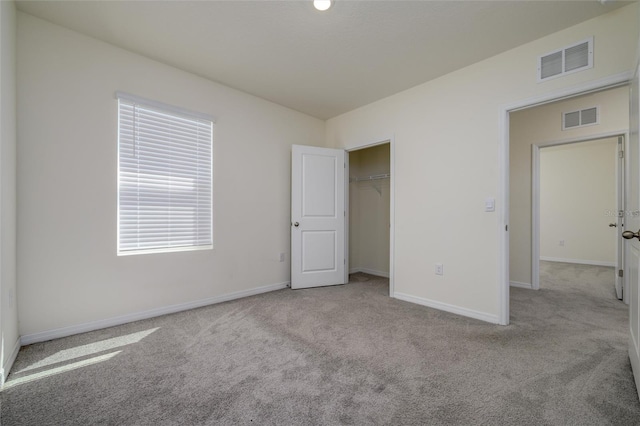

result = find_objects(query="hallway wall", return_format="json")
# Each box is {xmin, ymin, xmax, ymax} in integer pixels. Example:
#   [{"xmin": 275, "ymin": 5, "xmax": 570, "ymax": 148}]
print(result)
[{"xmin": 539, "ymin": 138, "xmax": 618, "ymax": 266}]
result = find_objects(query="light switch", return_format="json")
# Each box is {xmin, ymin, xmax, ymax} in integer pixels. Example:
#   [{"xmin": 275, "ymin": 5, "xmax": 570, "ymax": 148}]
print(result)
[{"xmin": 485, "ymin": 198, "xmax": 495, "ymax": 212}]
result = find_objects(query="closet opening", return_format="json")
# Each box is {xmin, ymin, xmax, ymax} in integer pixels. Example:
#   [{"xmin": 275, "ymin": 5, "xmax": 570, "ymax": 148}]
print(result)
[{"xmin": 347, "ymin": 142, "xmax": 391, "ymax": 292}]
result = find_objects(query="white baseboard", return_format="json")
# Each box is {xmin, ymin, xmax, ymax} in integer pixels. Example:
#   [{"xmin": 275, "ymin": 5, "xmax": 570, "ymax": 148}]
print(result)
[
  {"xmin": 540, "ymin": 257, "xmax": 615, "ymax": 267},
  {"xmin": 510, "ymin": 281, "xmax": 534, "ymax": 289},
  {"xmin": 349, "ymin": 268, "xmax": 390, "ymax": 278},
  {"xmin": 1, "ymin": 338, "xmax": 21, "ymax": 386},
  {"xmin": 20, "ymin": 281, "xmax": 290, "ymax": 346},
  {"xmin": 393, "ymin": 292, "xmax": 499, "ymax": 324},
  {"xmin": 630, "ymin": 336, "xmax": 640, "ymax": 402}
]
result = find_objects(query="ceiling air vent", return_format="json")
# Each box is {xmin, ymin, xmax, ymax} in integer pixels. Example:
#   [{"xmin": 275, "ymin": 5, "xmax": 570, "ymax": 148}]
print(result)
[
  {"xmin": 562, "ymin": 107, "xmax": 599, "ymax": 130},
  {"xmin": 538, "ymin": 37, "xmax": 593, "ymax": 82}
]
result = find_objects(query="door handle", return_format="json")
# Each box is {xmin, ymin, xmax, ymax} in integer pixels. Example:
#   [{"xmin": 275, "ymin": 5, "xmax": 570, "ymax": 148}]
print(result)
[
  {"xmin": 293, "ymin": 222, "xmax": 299, "ymax": 227},
  {"xmin": 622, "ymin": 230, "xmax": 640, "ymax": 240},
  {"xmin": 609, "ymin": 223, "xmax": 618, "ymax": 227}
]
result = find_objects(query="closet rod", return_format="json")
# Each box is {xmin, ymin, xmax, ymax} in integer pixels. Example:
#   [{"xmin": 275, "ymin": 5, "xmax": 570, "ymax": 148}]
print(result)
[{"xmin": 349, "ymin": 173, "xmax": 390, "ymax": 182}]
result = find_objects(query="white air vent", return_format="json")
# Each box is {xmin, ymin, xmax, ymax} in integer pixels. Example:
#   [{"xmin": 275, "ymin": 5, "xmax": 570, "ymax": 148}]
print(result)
[
  {"xmin": 538, "ymin": 37, "xmax": 593, "ymax": 82},
  {"xmin": 562, "ymin": 106, "xmax": 599, "ymax": 130}
]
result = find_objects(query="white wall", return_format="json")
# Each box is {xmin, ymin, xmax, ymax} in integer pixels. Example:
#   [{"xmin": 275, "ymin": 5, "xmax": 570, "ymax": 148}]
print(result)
[
  {"xmin": 0, "ymin": 0, "xmax": 19, "ymax": 382},
  {"xmin": 17, "ymin": 13, "xmax": 325, "ymax": 338},
  {"xmin": 349, "ymin": 144, "xmax": 390, "ymax": 277},
  {"xmin": 540, "ymin": 138, "xmax": 617, "ymax": 266},
  {"xmin": 510, "ymin": 86, "xmax": 628, "ymax": 285},
  {"xmin": 326, "ymin": 4, "xmax": 638, "ymax": 323}
]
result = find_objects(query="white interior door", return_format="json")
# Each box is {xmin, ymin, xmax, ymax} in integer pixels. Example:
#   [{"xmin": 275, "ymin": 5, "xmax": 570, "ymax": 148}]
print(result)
[
  {"xmin": 625, "ymin": 63, "xmax": 640, "ymax": 400},
  {"xmin": 291, "ymin": 145, "xmax": 347, "ymax": 289},
  {"xmin": 616, "ymin": 135, "xmax": 625, "ymax": 301}
]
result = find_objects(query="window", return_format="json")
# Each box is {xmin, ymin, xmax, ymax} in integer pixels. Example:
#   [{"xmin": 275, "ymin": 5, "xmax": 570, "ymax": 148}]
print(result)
[{"xmin": 117, "ymin": 92, "xmax": 213, "ymax": 255}]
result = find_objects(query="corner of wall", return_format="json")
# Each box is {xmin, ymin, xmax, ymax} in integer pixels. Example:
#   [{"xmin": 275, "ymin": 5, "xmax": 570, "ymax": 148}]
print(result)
[
  {"xmin": 0, "ymin": 0, "xmax": 20, "ymax": 381},
  {"xmin": 1, "ymin": 336, "xmax": 20, "ymax": 385}
]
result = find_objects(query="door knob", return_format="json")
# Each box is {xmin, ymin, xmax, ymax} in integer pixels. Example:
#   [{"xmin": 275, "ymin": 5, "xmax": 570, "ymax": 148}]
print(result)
[
  {"xmin": 622, "ymin": 230, "xmax": 640, "ymax": 240},
  {"xmin": 609, "ymin": 223, "xmax": 618, "ymax": 228},
  {"xmin": 293, "ymin": 222, "xmax": 299, "ymax": 227}
]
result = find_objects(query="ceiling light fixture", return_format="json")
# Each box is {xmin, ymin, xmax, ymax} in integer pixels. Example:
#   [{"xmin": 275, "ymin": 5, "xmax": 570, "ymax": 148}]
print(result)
[{"xmin": 313, "ymin": 0, "xmax": 332, "ymax": 11}]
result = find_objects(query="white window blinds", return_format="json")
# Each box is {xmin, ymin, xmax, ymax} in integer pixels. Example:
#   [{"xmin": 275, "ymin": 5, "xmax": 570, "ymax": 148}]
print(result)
[{"xmin": 117, "ymin": 93, "xmax": 213, "ymax": 255}]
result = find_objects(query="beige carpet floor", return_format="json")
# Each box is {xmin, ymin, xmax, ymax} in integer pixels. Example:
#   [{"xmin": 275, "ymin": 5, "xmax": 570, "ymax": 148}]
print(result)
[{"xmin": 1, "ymin": 262, "xmax": 639, "ymax": 425}]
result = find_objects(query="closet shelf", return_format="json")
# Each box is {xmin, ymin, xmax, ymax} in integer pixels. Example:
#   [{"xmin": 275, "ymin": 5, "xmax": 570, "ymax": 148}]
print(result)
[
  {"xmin": 349, "ymin": 173, "xmax": 390, "ymax": 196},
  {"xmin": 349, "ymin": 173, "xmax": 390, "ymax": 183}
]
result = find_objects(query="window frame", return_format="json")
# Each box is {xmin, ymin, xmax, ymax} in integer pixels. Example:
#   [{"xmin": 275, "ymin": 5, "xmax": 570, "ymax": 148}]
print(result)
[{"xmin": 116, "ymin": 91, "xmax": 215, "ymax": 256}]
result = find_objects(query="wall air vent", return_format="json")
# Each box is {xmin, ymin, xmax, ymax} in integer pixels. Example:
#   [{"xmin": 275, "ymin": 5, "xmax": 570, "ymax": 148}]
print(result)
[
  {"xmin": 562, "ymin": 106, "xmax": 599, "ymax": 130},
  {"xmin": 538, "ymin": 37, "xmax": 593, "ymax": 82}
]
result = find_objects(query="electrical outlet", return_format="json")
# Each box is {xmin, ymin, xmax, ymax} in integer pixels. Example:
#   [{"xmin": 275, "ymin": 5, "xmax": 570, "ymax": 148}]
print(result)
[
  {"xmin": 279, "ymin": 252, "xmax": 285, "ymax": 262},
  {"xmin": 435, "ymin": 263, "xmax": 444, "ymax": 276},
  {"xmin": 559, "ymin": 240, "xmax": 565, "ymax": 247}
]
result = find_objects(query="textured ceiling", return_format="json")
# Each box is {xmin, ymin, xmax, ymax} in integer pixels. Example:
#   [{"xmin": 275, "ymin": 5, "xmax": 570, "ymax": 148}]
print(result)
[{"xmin": 16, "ymin": 0, "xmax": 630, "ymax": 119}]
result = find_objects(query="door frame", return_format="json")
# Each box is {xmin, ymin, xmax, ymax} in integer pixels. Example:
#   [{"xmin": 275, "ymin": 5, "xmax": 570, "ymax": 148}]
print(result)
[
  {"xmin": 531, "ymin": 131, "xmax": 628, "ymax": 293},
  {"xmin": 499, "ymin": 71, "xmax": 632, "ymax": 325},
  {"xmin": 345, "ymin": 135, "xmax": 396, "ymax": 297}
]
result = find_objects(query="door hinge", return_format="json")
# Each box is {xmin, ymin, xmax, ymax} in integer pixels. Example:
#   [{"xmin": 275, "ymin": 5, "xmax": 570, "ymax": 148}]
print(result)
[
  {"xmin": 619, "ymin": 150, "xmax": 624, "ymax": 159},
  {"xmin": 505, "ymin": 225, "xmax": 508, "ymax": 231},
  {"xmin": 619, "ymin": 269, "xmax": 624, "ymax": 278},
  {"xmin": 344, "ymin": 259, "xmax": 346, "ymax": 265}
]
